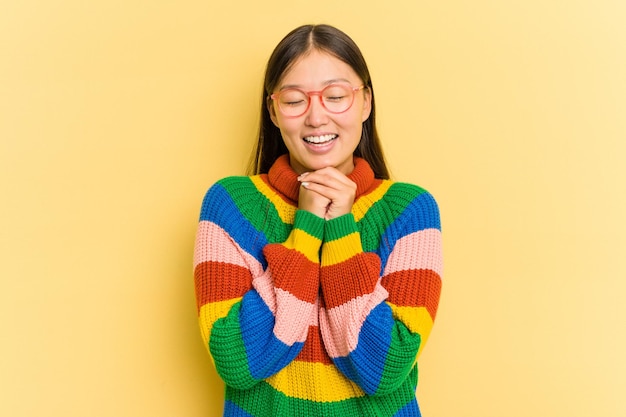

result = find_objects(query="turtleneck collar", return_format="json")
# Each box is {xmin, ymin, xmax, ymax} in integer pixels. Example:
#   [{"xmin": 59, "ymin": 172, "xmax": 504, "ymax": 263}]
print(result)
[{"xmin": 266, "ymin": 154, "xmax": 379, "ymax": 203}]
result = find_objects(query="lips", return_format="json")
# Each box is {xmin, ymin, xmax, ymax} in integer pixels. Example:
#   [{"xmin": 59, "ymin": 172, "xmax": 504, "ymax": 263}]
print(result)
[{"xmin": 303, "ymin": 134, "xmax": 338, "ymax": 145}]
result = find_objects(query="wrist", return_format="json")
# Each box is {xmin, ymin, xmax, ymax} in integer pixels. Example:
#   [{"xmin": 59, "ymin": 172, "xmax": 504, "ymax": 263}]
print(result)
[{"xmin": 324, "ymin": 213, "xmax": 358, "ymax": 240}]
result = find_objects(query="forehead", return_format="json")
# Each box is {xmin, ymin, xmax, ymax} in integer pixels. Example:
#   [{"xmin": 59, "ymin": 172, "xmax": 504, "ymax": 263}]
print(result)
[{"xmin": 278, "ymin": 49, "xmax": 360, "ymax": 88}]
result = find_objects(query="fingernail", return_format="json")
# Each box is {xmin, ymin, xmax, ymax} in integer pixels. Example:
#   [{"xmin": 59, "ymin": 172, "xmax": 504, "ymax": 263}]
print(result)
[
  {"xmin": 301, "ymin": 182, "xmax": 309, "ymax": 188},
  {"xmin": 297, "ymin": 172, "xmax": 309, "ymax": 180}
]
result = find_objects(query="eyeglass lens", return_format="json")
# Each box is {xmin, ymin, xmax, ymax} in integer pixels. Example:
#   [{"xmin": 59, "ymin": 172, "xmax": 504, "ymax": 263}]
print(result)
[{"xmin": 277, "ymin": 84, "xmax": 355, "ymax": 117}]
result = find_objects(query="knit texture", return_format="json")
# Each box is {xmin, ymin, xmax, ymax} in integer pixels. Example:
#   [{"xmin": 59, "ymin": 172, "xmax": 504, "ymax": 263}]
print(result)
[{"xmin": 193, "ymin": 155, "xmax": 442, "ymax": 417}]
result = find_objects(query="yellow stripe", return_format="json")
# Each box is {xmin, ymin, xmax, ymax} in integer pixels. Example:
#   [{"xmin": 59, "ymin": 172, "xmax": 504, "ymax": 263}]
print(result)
[
  {"xmin": 352, "ymin": 180, "xmax": 393, "ymax": 222},
  {"xmin": 388, "ymin": 303, "xmax": 434, "ymax": 359},
  {"xmin": 322, "ymin": 232, "xmax": 362, "ymax": 266},
  {"xmin": 251, "ymin": 176, "xmax": 295, "ymax": 224},
  {"xmin": 198, "ymin": 297, "xmax": 242, "ymax": 347},
  {"xmin": 282, "ymin": 228, "xmax": 321, "ymax": 263},
  {"xmin": 266, "ymin": 360, "xmax": 365, "ymax": 402}
]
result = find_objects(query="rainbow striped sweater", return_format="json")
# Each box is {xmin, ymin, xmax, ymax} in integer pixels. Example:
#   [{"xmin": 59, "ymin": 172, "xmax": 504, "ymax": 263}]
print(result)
[{"xmin": 193, "ymin": 155, "xmax": 442, "ymax": 417}]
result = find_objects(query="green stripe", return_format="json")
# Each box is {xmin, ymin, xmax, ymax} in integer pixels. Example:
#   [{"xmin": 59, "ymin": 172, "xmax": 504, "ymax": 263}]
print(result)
[
  {"xmin": 357, "ymin": 183, "xmax": 427, "ymax": 252},
  {"xmin": 325, "ymin": 213, "xmax": 359, "ymax": 241},
  {"xmin": 209, "ymin": 302, "xmax": 257, "ymax": 390},
  {"xmin": 293, "ymin": 209, "xmax": 324, "ymax": 240},
  {"xmin": 377, "ymin": 322, "xmax": 421, "ymax": 395},
  {"xmin": 220, "ymin": 176, "xmax": 293, "ymax": 243},
  {"xmin": 379, "ymin": 183, "xmax": 428, "ymax": 218}
]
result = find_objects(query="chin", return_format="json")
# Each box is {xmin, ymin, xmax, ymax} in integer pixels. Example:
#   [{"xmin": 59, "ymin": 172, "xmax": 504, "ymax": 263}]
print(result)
[{"xmin": 308, "ymin": 158, "xmax": 338, "ymax": 170}]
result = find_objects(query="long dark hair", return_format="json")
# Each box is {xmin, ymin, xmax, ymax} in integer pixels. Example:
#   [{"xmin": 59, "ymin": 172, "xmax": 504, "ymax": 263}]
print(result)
[{"xmin": 246, "ymin": 24, "xmax": 390, "ymax": 179}]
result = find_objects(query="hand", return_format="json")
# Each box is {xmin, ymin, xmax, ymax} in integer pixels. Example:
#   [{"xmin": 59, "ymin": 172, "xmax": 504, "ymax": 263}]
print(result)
[{"xmin": 297, "ymin": 167, "xmax": 357, "ymax": 220}]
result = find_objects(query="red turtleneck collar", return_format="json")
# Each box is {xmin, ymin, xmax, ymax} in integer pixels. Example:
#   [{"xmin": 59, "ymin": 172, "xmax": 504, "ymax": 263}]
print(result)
[{"xmin": 266, "ymin": 154, "xmax": 380, "ymax": 203}]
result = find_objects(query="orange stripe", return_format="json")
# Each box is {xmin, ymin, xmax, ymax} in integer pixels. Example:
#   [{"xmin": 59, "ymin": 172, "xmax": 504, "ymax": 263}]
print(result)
[
  {"xmin": 295, "ymin": 325, "xmax": 333, "ymax": 364},
  {"xmin": 194, "ymin": 261, "xmax": 252, "ymax": 311},
  {"xmin": 320, "ymin": 252, "xmax": 381, "ymax": 309},
  {"xmin": 381, "ymin": 269, "xmax": 441, "ymax": 319},
  {"xmin": 264, "ymin": 244, "xmax": 319, "ymax": 303}
]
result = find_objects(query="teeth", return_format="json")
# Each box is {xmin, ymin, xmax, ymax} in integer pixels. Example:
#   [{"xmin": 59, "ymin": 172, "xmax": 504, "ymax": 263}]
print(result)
[{"xmin": 303, "ymin": 134, "xmax": 337, "ymax": 144}]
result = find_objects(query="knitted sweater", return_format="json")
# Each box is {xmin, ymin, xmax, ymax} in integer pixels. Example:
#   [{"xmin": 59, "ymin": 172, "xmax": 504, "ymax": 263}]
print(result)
[{"xmin": 193, "ymin": 155, "xmax": 442, "ymax": 417}]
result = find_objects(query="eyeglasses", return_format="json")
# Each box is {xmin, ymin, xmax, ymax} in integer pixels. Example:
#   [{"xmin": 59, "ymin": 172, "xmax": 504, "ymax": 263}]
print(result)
[{"xmin": 269, "ymin": 84, "xmax": 365, "ymax": 118}]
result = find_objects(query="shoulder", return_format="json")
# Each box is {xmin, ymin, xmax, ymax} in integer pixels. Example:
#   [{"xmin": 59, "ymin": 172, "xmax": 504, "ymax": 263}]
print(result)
[
  {"xmin": 386, "ymin": 181, "xmax": 433, "ymax": 198},
  {"xmin": 383, "ymin": 181, "xmax": 439, "ymax": 209},
  {"xmin": 198, "ymin": 175, "xmax": 260, "ymax": 221},
  {"xmin": 382, "ymin": 181, "xmax": 441, "ymax": 230},
  {"xmin": 202, "ymin": 175, "xmax": 256, "ymax": 202}
]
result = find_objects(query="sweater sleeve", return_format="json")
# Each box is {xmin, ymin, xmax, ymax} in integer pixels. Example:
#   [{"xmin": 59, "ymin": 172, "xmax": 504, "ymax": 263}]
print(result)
[
  {"xmin": 318, "ymin": 190, "xmax": 442, "ymax": 396},
  {"xmin": 194, "ymin": 181, "xmax": 324, "ymax": 390}
]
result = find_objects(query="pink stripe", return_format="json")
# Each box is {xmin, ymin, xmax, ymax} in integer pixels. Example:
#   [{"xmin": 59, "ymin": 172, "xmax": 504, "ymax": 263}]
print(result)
[
  {"xmin": 318, "ymin": 284, "xmax": 388, "ymax": 358},
  {"xmin": 274, "ymin": 289, "xmax": 318, "ymax": 344},
  {"xmin": 383, "ymin": 228, "xmax": 443, "ymax": 277},
  {"xmin": 251, "ymin": 270, "xmax": 277, "ymax": 313},
  {"xmin": 252, "ymin": 278, "xmax": 319, "ymax": 326},
  {"xmin": 194, "ymin": 221, "xmax": 264, "ymax": 276},
  {"xmin": 252, "ymin": 271, "xmax": 318, "ymax": 344},
  {"xmin": 195, "ymin": 221, "xmax": 319, "ymax": 346}
]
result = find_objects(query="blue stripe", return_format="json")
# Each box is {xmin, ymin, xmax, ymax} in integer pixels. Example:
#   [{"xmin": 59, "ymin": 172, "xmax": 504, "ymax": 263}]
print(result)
[
  {"xmin": 223, "ymin": 400, "xmax": 255, "ymax": 417},
  {"xmin": 240, "ymin": 290, "xmax": 304, "ymax": 379},
  {"xmin": 200, "ymin": 182, "xmax": 268, "ymax": 267},
  {"xmin": 393, "ymin": 398, "xmax": 422, "ymax": 417},
  {"xmin": 333, "ymin": 302, "xmax": 393, "ymax": 395},
  {"xmin": 378, "ymin": 191, "xmax": 441, "ymax": 272}
]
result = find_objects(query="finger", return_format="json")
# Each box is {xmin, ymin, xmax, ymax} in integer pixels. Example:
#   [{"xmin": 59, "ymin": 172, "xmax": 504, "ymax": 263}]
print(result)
[
  {"xmin": 300, "ymin": 181, "xmax": 353, "ymax": 205},
  {"xmin": 299, "ymin": 171, "xmax": 354, "ymax": 191},
  {"xmin": 300, "ymin": 167, "xmax": 351, "ymax": 184},
  {"xmin": 298, "ymin": 186, "xmax": 330, "ymax": 219}
]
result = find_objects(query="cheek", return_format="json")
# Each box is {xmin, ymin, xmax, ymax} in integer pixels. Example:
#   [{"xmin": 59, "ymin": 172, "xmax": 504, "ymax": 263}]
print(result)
[
  {"xmin": 277, "ymin": 118, "xmax": 303, "ymax": 135},
  {"xmin": 276, "ymin": 121, "xmax": 303, "ymax": 145},
  {"xmin": 338, "ymin": 112, "xmax": 365, "ymax": 131}
]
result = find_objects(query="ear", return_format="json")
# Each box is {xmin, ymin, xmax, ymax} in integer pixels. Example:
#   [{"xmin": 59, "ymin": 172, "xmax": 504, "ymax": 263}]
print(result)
[
  {"xmin": 267, "ymin": 96, "xmax": 280, "ymax": 127},
  {"xmin": 361, "ymin": 87, "xmax": 372, "ymax": 122}
]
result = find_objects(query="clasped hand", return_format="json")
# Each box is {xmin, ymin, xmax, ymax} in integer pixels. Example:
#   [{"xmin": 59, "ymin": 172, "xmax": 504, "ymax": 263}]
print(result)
[{"xmin": 297, "ymin": 167, "xmax": 357, "ymax": 221}]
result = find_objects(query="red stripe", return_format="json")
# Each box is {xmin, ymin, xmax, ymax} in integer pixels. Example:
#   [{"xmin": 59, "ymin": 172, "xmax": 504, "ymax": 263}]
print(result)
[
  {"xmin": 295, "ymin": 325, "xmax": 332, "ymax": 364},
  {"xmin": 263, "ymin": 244, "xmax": 319, "ymax": 304},
  {"xmin": 381, "ymin": 269, "xmax": 441, "ymax": 319},
  {"xmin": 320, "ymin": 252, "xmax": 381, "ymax": 309},
  {"xmin": 259, "ymin": 174, "xmax": 298, "ymax": 205},
  {"xmin": 194, "ymin": 261, "xmax": 252, "ymax": 312}
]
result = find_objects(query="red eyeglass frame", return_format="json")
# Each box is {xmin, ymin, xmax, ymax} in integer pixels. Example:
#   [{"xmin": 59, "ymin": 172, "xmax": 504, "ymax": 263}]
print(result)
[{"xmin": 269, "ymin": 84, "xmax": 366, "ymax": 118}]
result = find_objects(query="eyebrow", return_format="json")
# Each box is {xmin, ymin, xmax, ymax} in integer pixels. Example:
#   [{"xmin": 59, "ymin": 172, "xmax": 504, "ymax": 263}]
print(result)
[{"xmin": 278, "ymin": 78, "xmax": 353, "ymax": 91}]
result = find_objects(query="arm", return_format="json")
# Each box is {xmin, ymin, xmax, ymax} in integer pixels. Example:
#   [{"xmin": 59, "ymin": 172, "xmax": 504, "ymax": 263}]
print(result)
[
  {"xmin": 193, "ymin": 180, "xmax": 324, "ymax": 389},
  {"xmin": 318, "ymin": 190, "xmax": 443, "ymax": 396}
]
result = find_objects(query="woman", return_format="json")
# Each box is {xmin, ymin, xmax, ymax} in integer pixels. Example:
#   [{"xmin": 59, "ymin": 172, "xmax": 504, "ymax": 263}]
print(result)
[{"xmin": 194, "ymin": 24, "xmax": 442, "ymax": 417}]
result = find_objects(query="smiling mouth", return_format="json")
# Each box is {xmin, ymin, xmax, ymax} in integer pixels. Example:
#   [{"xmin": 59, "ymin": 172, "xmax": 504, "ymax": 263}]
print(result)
[{"xmin": 303, "ymin": 134, "xmax": 338, "ymax": 145}]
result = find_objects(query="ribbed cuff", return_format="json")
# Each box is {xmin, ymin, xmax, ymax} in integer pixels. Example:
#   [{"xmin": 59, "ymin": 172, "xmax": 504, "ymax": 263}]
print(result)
[
  {"xmin": 324, "ymin": 213, "xmax": 358, "ymax": 241},
  {"xmin": 294, "ymin": 209, "xmax": 325, "ymax": 240},
  {"xmin": 321, "ymin": 214, "xmax": 363, "ymax": 267}
]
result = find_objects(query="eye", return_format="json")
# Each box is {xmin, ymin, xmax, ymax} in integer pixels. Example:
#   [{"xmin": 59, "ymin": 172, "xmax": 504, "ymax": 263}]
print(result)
[
  {"xmin": 325, "ymin": 95, "xmax": 346, "ymax": 102},
  {"xmin": 279, "ymin": 89, "xmax": 307, "ymax": 107},
  {"xmin": 323, "ymin": 85, "xmax": 350, "ymax": 102}
]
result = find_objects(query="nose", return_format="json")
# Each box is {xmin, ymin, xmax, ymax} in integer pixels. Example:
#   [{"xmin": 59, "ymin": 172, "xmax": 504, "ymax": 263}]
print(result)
[{"xmin": 305, "ymin": 94, "xmax": 328, "ymax": 127}]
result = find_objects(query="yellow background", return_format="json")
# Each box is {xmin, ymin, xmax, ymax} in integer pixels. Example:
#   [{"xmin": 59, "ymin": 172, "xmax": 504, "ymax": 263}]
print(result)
[{"xmin": 1, "ymin": 1, "xmax": 625, "ymax": 416}]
